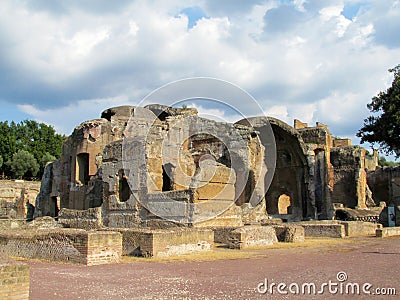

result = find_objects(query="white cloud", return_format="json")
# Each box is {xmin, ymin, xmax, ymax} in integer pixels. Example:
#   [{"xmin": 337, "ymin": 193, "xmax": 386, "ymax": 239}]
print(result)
[
  {"xmin": 0, "ymin": 0, "xmax": 397, "ymax": 147},
  {"xmin": 18, "ymin": 96, "xmax": 134, "ymax": 134},
  {"xmin": 187, "ymin": 102, "xmax": 242, "ymax": 123},
  {"xmin": 264, "ymin": 105, "xmax": 290, "ymax": 124}
]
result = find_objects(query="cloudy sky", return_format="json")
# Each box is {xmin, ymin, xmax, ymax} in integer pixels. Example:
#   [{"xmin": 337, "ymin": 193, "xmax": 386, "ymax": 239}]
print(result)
[{"xmin": 0, "ymin": 0, "xmax": 399, "ymax": 154}]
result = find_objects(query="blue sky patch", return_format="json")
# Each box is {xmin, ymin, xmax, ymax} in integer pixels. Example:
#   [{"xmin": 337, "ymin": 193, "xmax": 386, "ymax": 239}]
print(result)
[
  {"xmin": 342, "ymin": 2, "xmax": 362, "ymax": 20},
  {"xmin": 0, "ymin": 101, "xmax": 29, "ymax": 123},
  {"xmin": 180, "ymin": 6, "xmax": 208, "ymax": 29}
]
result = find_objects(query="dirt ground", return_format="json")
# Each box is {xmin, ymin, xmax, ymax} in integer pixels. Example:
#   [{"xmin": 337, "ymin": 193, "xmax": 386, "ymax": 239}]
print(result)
[{"xmin": 27, "ymin": 237, "xmax": 400, "ymax": 299}]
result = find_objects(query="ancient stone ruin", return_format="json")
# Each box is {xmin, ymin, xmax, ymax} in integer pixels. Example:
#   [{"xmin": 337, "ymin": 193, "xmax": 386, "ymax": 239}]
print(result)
[
  {"xmin": 32, "ymin": 104, "xmax": 393, "ymax": 227},
  {"xmin": 0, "ymin": 103, "xmax": 399, "ymax": 271}
]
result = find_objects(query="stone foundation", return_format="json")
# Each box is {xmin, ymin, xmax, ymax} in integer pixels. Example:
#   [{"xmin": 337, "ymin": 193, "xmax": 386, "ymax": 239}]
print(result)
[
  {"xmin": 0, "ymin": 229, "xmax": 121, "ymax": 265},
  {"xmin": 273, "ymin": 225, "xmax": 305, "ymax": 242},
  {"xmin": 299, "ymin": 222, "xmax": 345, "ymax": 238},
  {"xmin": 376, "ymin": 227, "xmax": 400, "ymax": 238},
  {"xmin": 228, "ymin": 225, "xmax": 278, "ymax": 249},
  {"xmin": 210, "ymin": 226, "xmax": 240, "ymax": 245},
  {"xmin": 0, "ymin": 219, "xmax": 26, "ymax": 230},
  {"xmin": 0, "ymin": 180, "xmax": 40, "ymax": 220},
  {"xmin": 339, "ymin": 221, "xmax": 381, "ymax": 237},
  {"xmin": 0, "ymin": 256, "xmax": 29, "ymax": 300},
  {"xmin": 106, "ymin": 228, "xmax": 214, "ymax": 257},
  {"xmin": 58, "ymin": 207, "xmax": 102, "ymax": 230}
]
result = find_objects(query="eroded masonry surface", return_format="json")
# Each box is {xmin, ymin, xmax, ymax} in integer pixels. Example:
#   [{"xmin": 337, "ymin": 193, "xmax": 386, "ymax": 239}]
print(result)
[
  {"xmin": 0, "ymin": 105, "xmax": 399, "ymax": 269},
  {"xmin": 28, "ymin": 105, "xmax": 398, "ymax": 226}
]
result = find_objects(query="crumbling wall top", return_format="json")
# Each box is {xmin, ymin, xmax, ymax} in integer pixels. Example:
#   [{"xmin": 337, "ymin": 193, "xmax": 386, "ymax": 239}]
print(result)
[
  {"xmin": 144, "ymin": 104, "xmax": 198, "ymax": 120},
  {"xmin": 101, "ymin": 106, "xmax": 135, "ymax": 121}
]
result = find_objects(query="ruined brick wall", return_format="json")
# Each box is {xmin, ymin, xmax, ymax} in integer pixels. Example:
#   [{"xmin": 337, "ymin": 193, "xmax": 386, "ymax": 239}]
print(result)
[
  {"xmin": 298, "ymin": 126, "xmax": 334, "ymax": 219},
  {"xmin": 58, "ymin": 207, "xmax": 102, "ymax": 229},
  {"xmin": 338, "ymin": 221, "xmax": 381, "ymax": 237},
  {"xmin": 0, "ymin": 256, "xmax": 29, "ymax": 300},
  {"xmin": 102, "ymin": 105, "xmax": 266, "ymax": 227},
  {"xmin": 0, "ymin": 180, "xmax": 40, "ymax": 219},
  {"xmin": 210, "ymin": 226, "xmax": 240, "ymax": 244},
  {"xmin": 228, "ymin": 225, "xmax": 277, "ymax": 249},
  {"xmin": 0, "ymin": 229, "xmax": 122, "ymax": 265},
  {"xmin": 273, "ymin": 225, "xmax": 305, "ymax": 242},
  {"xmin": 332, "ymin": 138, "xmax": 352, "ymax": 147},
  {"xmin": 34, "ymin": 104, "xmax": 379, "ymax": 227},
  {"xmin": 330, "ymin": 146, "xmax": 369, "ymax": 209},
  {"xmin": 368, "ymin": 166, "xmax": 400, "ymax": 206},
  {"xmin": 299, "ymin": 222, "xmax": 345, "ymax": 238},
  {"xmin": 105, "ymin": 228, "xmax": 213, "ymax": 257},
  {"xmin": 151, "ymin": 229, "xmax": 213, "ymax": 257}
]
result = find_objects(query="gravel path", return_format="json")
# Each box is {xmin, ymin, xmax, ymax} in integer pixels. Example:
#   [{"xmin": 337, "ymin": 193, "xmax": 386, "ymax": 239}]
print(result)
[{"xmin": 28, "ymin": 237, "xmax": 400, "ymax": 299}]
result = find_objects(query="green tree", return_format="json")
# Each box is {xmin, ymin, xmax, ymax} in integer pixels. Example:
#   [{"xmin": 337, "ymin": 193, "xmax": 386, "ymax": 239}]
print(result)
[
  {"xmin": 40, "ymin": 152, "xmax": 56, "ymax": 168},
  {"xmin": 0, "ymin": 121, "xmax": 17, "ymax": 166},
  {"xmin": 378, "ymin": 156, "xmax": 399, "ymax": 167},
  {"xmin": 7, "ymin": 150, "xmax": 39, "ymax": 179},
  {"xmin": 0, "ymin": 156, "xmax": 3, "ymax": 169},
  {"xmin": 357, "ymin": 65, "xmax": 400, "ymax": 158},
  {"xmin": 0, "ymin": 119, "xmax": 65, "ymax": 177},
  {"xmin": 15, "ymin": 120, "xmax": 65, "ymax": 162}
]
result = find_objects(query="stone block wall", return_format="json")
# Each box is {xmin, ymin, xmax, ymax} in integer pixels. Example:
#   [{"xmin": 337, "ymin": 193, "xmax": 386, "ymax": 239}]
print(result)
[
  {"xmin": 0, "ymin": 219, "xmax": 26, "ymax": 230},
  {"xmin": 368, "ymin": 166, "xmax": 400, "ymax": 206},
  {"xmin": 151, "ymin": 229, "xmax": 213, "ymax": 257},
  {"xmin": 0, "ymin": 229, "xmax": 122, "ymax": 265},
  {"xmin": 332, "ymin": 138, "xmax": 352, "ymax": 147},
  {"xmin": 273, "ymin": 225, "xmax": 305, "ymax": 242},
  {"xmin": 0, "ymin": 180, "xmax": 40, "ymax": 219},
  {"xmin": 376, "ymin": 227, "xmax": 400, "ymax": 237},
  {"xmin": 299, "ymin": 222, "xmax": 345, "ymax": 238},
  {"xmin": 83, "ymin": 231, "xmax": 122, "ymax": 265},
  {"xmin": 210, "ymin": 226, "xmax": 240, "ymax": 245},
  {"xmin": 228, "ymin": 225, "xmax": 278, "ymax": 249},
  {"xmin": 330, "ymin": 146, "xmax": 370, "ymax": 209},
  {"xmin": 107, "ymin": 228, "xmax": 213, "ymax": 257},
  {"xmin": 0, "ymin": 256, "xmax": 29, "ymax": 300},
  {"xmin": 58, "ymin": 207, "xmax": 102, "ymax": 230},
  {"xmin": 339, "ymin": 221, "xmax": 381, "ymax": 237}
]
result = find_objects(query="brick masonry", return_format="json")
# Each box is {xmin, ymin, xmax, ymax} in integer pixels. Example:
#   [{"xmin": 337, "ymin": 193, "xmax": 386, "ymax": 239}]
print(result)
[
  {"xmin": 105, "ymin": 228, "xmax": 214, "ymax": 257},
  {"xmin": 273, "ymin": 225, "xmax": 305, "ymax": 243},
  {"xmin": 0, "ymin": 229, "xmax": 122, "ymax": 265},
  {"xmin": 228, "ymin": 225, "xmax": 278, "ymax": 249},
  {"xmin": 376, "ymin": 227, "xmax": 400, "ymax": 238},
  {"xmin": 299, "ymin": 223, "xmax": 346, "ymax": 238},
  {"xmin": 0, "ymin": 256, "xmax": 29, "ymax": 300},
  {"xmin": 339, "ymin": 221, "xmax": 381, "ymax": 237}
]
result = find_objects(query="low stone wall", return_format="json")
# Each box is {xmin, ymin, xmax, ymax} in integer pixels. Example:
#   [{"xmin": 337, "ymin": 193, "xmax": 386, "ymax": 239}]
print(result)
[
  {"xmin": 0, "ymin": 229, "xmax": 121, "ymax": 265},
  {"xmin": 106, "ymin": 228, "xmax": 214, "ymax": 257},
  {"xmin": 376, "ymin": 227, "xmax": 400, "ymax": 238},
  {"xmin": 58, "ymin": 207, "xmax": 102, "ymax": 230},
  {"xmin": 209, "ymin": 226, "xmax": 239, "ymax": 245},
  {"xmin": 0, "ymin": 256, "xmax": 29, "ymax": 300},
  {"xmin": 299, "ymin": 223, "xmax": 345, "ymax": 238},
  {"xmin": 0, "ymin": 180, "xmax": 40, "ymax": 219},
  {"xmin": 339, "ymin": 221, "xmax": 382, "ymax": 237},
  {"xmin": 228, "ymin": 225, "xmax": 278, "ymax": 249},
  {"xmin": 0, "ymin": 219, "xmax": 26, "ymax": 230},
  {"xmin": 273, "ymin": 225, "xmax": 305, "ymax": 243}
]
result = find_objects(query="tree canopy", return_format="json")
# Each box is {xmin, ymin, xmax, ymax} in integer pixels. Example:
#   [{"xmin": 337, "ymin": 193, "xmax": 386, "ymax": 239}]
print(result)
[
  {"xmin": 7, "ymin": 150, "xmax": 39, "ymax": 179},
  {"xmin": 0, "ymin": 120, "xmax": 65, "ymax": 179},
  {"xmin": 357, "ymin": 65, "xmax": 400, "ymax": 158},
  {"xmin": 378, "ymin": 156, "xmax": 399, "ymax": 167}
]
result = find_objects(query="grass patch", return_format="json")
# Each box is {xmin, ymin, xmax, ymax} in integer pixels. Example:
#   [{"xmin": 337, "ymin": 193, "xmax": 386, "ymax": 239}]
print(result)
[
  {"xmin": 121, "ymin": 247, "xmax": 259, "ymax": 263},
  {"xmin": 120, "ymin": 237, "xmax": 371, "ymax": 264}
]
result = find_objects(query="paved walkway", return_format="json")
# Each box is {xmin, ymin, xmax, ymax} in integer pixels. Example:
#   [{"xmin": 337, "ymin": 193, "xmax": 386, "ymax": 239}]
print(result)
[{"xmin": 28, "ymin": 237, "xmax": 400, "ymax": 299}]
